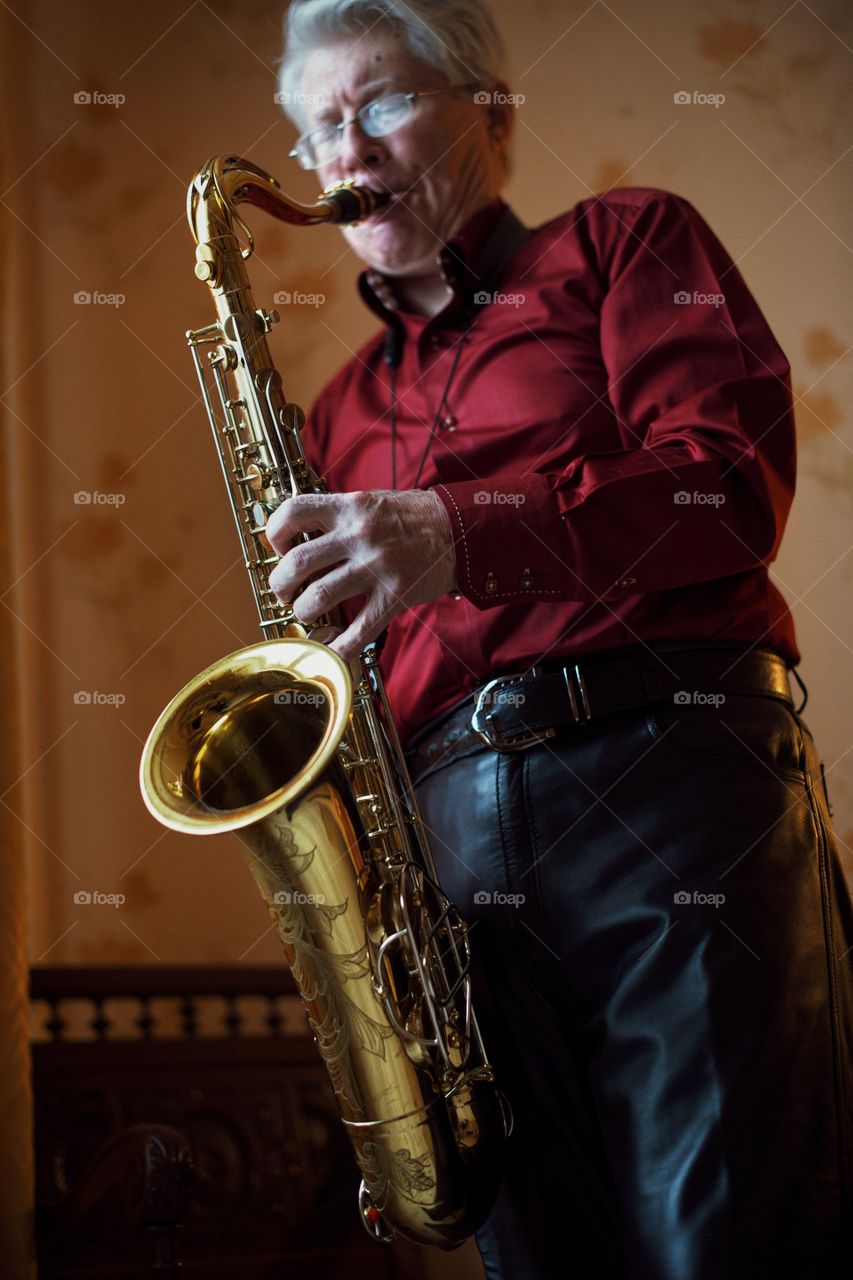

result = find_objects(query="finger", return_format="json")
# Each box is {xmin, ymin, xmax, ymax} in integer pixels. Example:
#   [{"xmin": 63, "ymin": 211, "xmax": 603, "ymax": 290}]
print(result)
[
  {"xmin": 265, "ymin": 493, "xmax": 340, "ymax": 552},
  {"xmin": 291, "ymin": 565, "xmax": 370, "ymax": 625},
  {"xmin": 268, "ymin": 534, "xmax": 346, "ymax": 600},
  {"xmin": 328, "ymin": 595, "xmax": 397, "ymax": 661},
  {"xmin": 328, "ymin": 625, "xmax": 366, "ymax": 662}
]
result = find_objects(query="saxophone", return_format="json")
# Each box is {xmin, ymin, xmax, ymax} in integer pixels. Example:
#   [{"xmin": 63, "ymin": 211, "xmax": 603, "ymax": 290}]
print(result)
[{"xmin": 139, "ymin": 155, "xmax": 510, "ymax": 1249}]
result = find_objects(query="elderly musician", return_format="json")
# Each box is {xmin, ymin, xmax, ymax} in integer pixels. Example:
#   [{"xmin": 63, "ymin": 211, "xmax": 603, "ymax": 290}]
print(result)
[{"xmin": 265, "ymin": 3, "xmax": 853, "ymax": 1277}]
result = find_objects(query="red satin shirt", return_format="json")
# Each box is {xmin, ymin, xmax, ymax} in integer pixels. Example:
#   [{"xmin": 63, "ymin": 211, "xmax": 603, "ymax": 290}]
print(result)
[{"xmin": 305, "ymin": 188, "xmax": 799, "ymax": 746}]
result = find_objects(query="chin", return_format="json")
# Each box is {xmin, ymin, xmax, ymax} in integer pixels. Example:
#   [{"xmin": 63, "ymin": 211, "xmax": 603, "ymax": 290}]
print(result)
[{"xmin": 345, "ymin": 223, "xmax": 441, "ymax": 278}]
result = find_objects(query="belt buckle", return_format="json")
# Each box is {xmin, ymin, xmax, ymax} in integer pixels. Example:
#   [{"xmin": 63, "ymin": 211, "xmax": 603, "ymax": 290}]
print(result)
[{"xmin": 471, "ymin": 672, "xmax": 556, "ymax": 753}]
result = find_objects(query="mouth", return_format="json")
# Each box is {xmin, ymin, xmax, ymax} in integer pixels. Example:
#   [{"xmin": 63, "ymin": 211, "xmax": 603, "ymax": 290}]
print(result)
[{"xmin": 358, "ymin": 188, "xmax": 407, "ymax": 223}]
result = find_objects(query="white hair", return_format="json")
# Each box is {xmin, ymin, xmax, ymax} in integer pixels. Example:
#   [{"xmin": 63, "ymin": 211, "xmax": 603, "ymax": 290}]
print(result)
[{"xmin": 278, "ymin": 0, "xmax": 507, "ymax": 127}]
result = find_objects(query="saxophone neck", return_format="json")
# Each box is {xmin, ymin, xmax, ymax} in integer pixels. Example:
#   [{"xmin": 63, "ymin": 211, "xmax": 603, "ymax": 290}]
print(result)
[{"xmin": 187, "ymin": 154, "xmax": 387, "ymax": 277}]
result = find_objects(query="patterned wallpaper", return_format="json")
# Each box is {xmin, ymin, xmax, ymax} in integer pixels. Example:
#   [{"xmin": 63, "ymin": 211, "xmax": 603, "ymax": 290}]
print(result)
[{"xmin": 2, "ymin": 0, "xmax": 850, "ymax": 976}]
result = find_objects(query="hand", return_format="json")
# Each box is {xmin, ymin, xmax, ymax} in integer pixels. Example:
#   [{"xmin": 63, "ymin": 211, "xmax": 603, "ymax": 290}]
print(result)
[{"xmin": 265, "ymin": 489, "xmax": 457, "ymax": 660}]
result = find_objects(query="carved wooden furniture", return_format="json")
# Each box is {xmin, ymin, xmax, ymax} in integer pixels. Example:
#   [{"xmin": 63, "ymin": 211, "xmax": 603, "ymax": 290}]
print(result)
[
  {"xmin": 31, "ymin": 966, "xmax": 427, "ymax": 1278},
  {"xmin": 36, "ymin": 1123, "xmax": 192, "ymax": 1278}
]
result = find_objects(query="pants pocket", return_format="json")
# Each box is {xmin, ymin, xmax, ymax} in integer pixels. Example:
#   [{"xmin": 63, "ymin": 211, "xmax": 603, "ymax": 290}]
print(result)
[{"xmin": 645, "ymin": 694, "xmax": 808, "ymax": 782}]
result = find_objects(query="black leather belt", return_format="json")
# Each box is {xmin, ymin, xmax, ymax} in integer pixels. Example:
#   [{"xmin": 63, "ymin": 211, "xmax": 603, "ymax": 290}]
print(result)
[{"xmin": 405, "ymin": 645, "xmax": 796, "ymax": 783}]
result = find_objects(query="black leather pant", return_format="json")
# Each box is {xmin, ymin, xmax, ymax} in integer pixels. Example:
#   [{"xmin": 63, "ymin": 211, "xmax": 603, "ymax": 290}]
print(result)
[{"xmin": 412, "ymin": 692, "xmax": 853, "ymax": 1279}]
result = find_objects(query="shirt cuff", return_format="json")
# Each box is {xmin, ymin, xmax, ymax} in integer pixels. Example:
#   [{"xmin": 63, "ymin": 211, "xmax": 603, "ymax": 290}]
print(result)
[{"xmin": 432, "ymin": 476, "xmax": 565, "ymax": 607}]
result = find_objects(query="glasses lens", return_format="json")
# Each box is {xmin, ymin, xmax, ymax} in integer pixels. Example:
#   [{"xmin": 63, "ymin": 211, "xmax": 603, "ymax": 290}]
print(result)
[
  {"xmin": 293, "ymin": 93, "xmax": 415, "ymax": 167},
  {"xmin": 295, "ymin": 124, "xmax": 339, "ymax": 170},
  {"xmin": 293, "ymin": 140, "xmax": 314, "ymax": 170},
  {"xmin": 360, "ymin": 93, "xmax": 413, "ymax": 138}
]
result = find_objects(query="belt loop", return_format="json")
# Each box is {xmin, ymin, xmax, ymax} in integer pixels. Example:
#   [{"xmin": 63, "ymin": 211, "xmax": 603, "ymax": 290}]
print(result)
[
  {"xmin": 561, "ymin": 665, "xmax": 591, "ymax": 722},
  {"xmin": 563, "ymin": 667, "xmax": 579, "ymax": 721},
  {"xmin": 789, "ymin": 665, "xmax": 808, "ymax": 715}
]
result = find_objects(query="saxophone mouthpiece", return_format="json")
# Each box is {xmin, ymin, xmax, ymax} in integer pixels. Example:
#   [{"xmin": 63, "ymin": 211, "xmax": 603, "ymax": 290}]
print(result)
[{"xmin": 321, "ymin": 181, "xmax": 391, "ymax": 224}]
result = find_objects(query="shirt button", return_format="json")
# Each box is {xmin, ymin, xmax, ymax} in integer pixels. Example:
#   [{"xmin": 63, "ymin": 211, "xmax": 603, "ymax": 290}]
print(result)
[
  {"xmin": 521, "ymin": 568, "xmax": 534, "ymax": 589},
  {"xmin": 428, "ymin": 334, "xmax": 442, "ymax": 351},
  {"xmin": 484, "ymin": 572, "xmax": 497, "ymax": 595},
  {"xmin": 441, "ymin": 414, "xmax": 457, "ymax": 431}
]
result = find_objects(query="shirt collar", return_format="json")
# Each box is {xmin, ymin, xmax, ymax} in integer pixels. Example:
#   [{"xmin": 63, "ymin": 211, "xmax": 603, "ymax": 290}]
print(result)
[{"xmin": 358, "ymin": 197, "xmax": 509, "ymax": 329}]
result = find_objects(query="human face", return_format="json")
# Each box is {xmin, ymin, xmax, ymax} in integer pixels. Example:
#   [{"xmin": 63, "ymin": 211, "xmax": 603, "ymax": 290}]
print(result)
[{"xmin": 298, "ymin": 27, "xmax": 506, "ymax": 278}]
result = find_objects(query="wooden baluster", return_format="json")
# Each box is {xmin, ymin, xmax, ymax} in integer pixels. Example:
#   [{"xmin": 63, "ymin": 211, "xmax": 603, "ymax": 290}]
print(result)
[
  {"xmin": 136, "ymin": 995, "xmax": 154, "ymax": 1039},
  {"xmin": 265, "ymin": 994, "xmax": 283, "ymax": 1037},
  {"xmin": 180, "ymin": 993, "xmax": 197, "ymax": 1039},
  {"xmin": 91, "ymin": 997, "xmax": 110, "ymax": 1040},
  {"xmin": 224, "ymin": 994, "xmax": 242, "ymax": 1038}
]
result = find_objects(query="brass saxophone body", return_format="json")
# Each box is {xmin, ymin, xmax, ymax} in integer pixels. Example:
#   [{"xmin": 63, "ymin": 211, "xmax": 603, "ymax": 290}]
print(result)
[{"xmin": 139, "ymin": 155, "xmax": 510, "ymax": 1248}]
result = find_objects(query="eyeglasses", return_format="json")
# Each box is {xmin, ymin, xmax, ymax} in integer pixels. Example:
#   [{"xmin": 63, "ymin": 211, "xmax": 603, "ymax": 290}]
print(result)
[{"xmin": 288, "ymin": 83, "xmax": 480, "ymax": 170}]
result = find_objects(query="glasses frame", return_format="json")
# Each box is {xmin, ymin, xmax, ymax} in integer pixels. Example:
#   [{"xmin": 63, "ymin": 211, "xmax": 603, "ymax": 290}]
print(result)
[{"xmin": 288, "ymin": 82, "xmax": 482, "ymax": 170}]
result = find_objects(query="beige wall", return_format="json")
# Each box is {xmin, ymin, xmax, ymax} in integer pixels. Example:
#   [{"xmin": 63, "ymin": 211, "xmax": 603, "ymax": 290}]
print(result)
[
  {"xmin": 2, "ymin": 4, "xmax": 850, "ymax": 1276},
  {"xmin": 3, "ymin": 0, "xmax": 851, "ymax": 967}
]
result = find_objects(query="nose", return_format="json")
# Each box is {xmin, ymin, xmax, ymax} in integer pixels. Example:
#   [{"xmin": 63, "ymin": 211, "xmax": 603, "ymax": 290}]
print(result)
[{"xmin": 337, "ymin": 119, "xmax": 389, "ymax": 173}]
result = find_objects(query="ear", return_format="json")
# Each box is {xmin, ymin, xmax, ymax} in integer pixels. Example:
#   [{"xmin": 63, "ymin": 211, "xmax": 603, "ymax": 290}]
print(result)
[{"xmin": 479, "ymin": 80, "xmax": 517, "ymax": 149}]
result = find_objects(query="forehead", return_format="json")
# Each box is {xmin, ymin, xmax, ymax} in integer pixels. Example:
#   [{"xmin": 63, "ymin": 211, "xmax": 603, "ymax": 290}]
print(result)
[{"xmin": 300, "ymin": 26, "xmax": 446, "ymax": 114}]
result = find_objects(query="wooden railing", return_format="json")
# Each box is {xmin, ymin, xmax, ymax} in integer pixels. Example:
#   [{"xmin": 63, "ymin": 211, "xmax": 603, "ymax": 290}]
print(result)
[{"xmin": 31, "ymin": 964, "xmax": 301, "ymax": 1042}]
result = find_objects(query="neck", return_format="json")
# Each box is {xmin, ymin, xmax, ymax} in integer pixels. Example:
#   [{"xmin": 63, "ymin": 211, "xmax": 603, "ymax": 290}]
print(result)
[
  {"xmin": 392, "ymin": 272, "xmax": 453, "ymax": 319},
  {"xmin": 365, "ymin": 196, "xmax": 507, "ymax": 319}
]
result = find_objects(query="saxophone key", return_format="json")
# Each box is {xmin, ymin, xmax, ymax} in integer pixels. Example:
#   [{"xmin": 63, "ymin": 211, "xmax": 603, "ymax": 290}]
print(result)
[
  {"xmin": 238, "ymin": 463, "xmax": 273, "ymax": 493},
  {"xmin": 209, "ymin": 343, "xmax": 237, "ymax": 370},
  {"xmin": 247, "ymin": 499, "xmax": 275, "ymax": 532},
  {"xmin": 279, "ymin": 402, "xmax": 305, "ymax": 433},
  {"xmin": 254, "ymin": 307, "xmax": 280, "ymax": 333}
]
